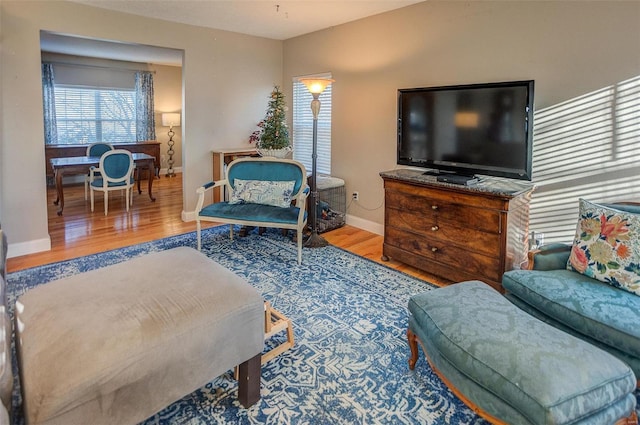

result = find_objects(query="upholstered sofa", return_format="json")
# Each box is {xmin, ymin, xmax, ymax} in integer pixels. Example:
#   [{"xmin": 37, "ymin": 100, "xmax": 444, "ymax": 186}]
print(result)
[
  {"xmin": 195, "ymin": 157, "xmax": 309, "ymax": 264},
  {"xmin": 503, "ymin": 201, "xmax": 640, "ymax": 380}
]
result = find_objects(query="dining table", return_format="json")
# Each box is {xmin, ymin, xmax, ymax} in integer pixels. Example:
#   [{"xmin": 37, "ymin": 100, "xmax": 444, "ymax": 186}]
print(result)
[{"xmin": 50, "ymin": 153, "xmax": 156, "ymax": 216}]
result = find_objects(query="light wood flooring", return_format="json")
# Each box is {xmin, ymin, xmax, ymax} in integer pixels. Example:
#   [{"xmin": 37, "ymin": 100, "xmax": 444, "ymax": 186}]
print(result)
[{"xmin": 7, "ymin": 174, "xmax": 442, "ymax": 285}]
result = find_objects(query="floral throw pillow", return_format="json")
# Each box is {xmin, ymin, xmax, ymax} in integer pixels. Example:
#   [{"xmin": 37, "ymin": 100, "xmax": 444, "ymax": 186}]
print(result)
[
  {"xmin": 229, "ymin": 179, "xmax": 295, "ymax": 208},
  {"xmin": 567, "ymin": 199, "xmax": 640, "ymax": 295}
]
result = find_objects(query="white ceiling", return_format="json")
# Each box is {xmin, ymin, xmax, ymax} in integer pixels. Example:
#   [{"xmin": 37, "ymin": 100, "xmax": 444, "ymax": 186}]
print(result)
[
  {"xmin": 44, "ymin": 1, "xmax": 422, "ymax": 66},
  {"xmin": 73, "ymin": 0, "xmax": 423, "ymax": 40}
]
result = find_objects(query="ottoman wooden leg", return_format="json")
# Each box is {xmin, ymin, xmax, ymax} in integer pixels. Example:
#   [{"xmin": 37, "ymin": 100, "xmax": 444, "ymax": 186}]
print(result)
[
  {"xmin": 407, "ymin": 328, "xmax": 419, "ymax": 370},
  {"xmin": 238, "ymin": 353, "xmax": 261, "ymax": 408}
]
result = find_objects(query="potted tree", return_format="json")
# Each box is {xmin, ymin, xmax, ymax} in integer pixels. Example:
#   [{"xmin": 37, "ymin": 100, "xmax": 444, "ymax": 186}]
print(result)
[{"xmin": 254, "ymin": 86, "xmax": 291, "ymax": 158}]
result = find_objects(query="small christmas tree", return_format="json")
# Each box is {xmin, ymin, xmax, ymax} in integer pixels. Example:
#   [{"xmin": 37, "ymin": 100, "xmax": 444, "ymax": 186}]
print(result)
[{"xmin": 258, "ymin": 86, "xmax": 290, "ymax": 150}]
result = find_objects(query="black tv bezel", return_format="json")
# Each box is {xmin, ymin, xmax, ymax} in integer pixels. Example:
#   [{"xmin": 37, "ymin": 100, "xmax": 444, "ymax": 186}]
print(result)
[{"xmin": 397, "ymin": 80, "xmax": 535, "ymax": 181}]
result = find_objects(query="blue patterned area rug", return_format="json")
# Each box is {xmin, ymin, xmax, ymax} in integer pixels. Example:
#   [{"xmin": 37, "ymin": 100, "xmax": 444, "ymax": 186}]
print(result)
[{"xmin": 7, "ymin": 226, "xmax": 487, "ymax": 425}]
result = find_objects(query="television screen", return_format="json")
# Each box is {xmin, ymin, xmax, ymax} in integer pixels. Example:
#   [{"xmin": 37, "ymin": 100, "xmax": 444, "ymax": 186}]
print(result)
[{"xmin": 397, "ymin": 80, "xmax": 534, "ymax": 181}]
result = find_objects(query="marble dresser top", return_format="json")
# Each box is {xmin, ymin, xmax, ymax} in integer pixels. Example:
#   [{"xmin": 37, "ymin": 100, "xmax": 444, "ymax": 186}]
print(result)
[{"xmin": 379, "ymin": 168, "xmax": 535, "ymax": 198}]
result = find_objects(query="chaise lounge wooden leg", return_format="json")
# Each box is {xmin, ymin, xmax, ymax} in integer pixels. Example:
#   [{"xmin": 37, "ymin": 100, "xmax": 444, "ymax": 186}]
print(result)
[
  {"xmin": 407, "ymin": 328, "xmax": 419, "ymax": 370},
  {"xmin": 616, "ymin": 411, "xmax": 638, "ymax": 425},
  {"xmin": 238, "ymin": 353, "xmax": 261, "ymax": 408}
]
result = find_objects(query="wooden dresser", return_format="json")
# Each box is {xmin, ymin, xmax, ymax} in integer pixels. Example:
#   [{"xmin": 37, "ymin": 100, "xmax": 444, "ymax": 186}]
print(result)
[{"xmin": 380, "ymin": 169, "xmax": 535, "ymax": 292}]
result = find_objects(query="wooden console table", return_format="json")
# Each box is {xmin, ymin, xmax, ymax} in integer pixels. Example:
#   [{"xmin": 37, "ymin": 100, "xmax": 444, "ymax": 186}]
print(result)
[
  {"xmin": 45, "ymin": 141, "xmax": 161, "ymax": 179},
  {"xmin": 212, "ymin": 147, "xmax": 258, "ymax": 202},
  {"xmin": 380, "ymin": 169, "xmax": 535, "ymax": 292}
]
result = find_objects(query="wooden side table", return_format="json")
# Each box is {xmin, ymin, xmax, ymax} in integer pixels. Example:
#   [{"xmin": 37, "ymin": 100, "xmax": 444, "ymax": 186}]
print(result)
[
  {"xmin": 235, "ymin": 300, "xmax": 294, "ymax": 379},
  {"xmin": 262, "ymin": 301, "xmax": 294, "ymax": 364},
  {"xmin": 212, "ymin": 147, "xmax": 258, "ymax": 202}
]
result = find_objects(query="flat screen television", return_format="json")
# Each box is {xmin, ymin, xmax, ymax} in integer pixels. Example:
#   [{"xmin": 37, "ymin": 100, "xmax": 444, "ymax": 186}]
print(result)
[{"xmin": 397, "ymin": 80, "xmax": 534, "ymax": 181}]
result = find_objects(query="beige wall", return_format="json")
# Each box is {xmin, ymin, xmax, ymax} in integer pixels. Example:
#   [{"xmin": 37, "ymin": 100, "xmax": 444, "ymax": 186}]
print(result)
[
  {"xmin": 283, "ymin": 1, "xmax": 640, "ymax": 232},
  {"xmin": 152, "ymin": 64, "xmax": 183, "ymax": 174},
  {"xmin": 1, "ymin": 0, "xmax": 282, "ymax": 254}
]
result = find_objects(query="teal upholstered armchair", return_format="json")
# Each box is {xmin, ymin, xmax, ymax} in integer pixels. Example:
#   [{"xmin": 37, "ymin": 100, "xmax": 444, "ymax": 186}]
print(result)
[
  {"xmin": 89, "ymin": 149, "xmax": 135, "ymax": 216},
  {"xmin": 195, "ymin": 157, "xmax": 309, "ymax": 264},
  {"xmin": 84, "ymin": 142, "xmax": 114, "ymax": 200}
]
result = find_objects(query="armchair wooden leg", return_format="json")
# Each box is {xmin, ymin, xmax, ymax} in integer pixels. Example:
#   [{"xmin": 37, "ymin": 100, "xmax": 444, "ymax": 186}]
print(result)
[
  {"xmin": 237, "ymin": 353, "xmax": 261, "ymax": 408},
  {"xmin": 196, "ymin": 221, "xmax": 202, "ymax": 251},
  {"xmin": 297, "ymin": 229, "xmax": 303, "ymax": 265}
]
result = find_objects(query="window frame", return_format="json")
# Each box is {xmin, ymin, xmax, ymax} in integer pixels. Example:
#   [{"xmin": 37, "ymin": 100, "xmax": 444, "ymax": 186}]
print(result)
[
  {"xmin": 53, "ymin": 84, "xmax": 137, "ymax": 145},
  {"xmin": 292, "ymin": 73, "xmax": 332, "ymax": 175}
]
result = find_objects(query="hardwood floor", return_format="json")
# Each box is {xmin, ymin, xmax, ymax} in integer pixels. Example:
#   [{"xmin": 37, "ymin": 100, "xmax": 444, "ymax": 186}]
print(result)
[{"xmin": 7, "ymin": 174, "xmax": 442, "ymax": 285}]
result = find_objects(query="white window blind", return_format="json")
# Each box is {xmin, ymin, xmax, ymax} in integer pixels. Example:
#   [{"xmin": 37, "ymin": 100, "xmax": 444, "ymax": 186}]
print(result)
[
  {"xmin": 292, "ymin": 74, "xmax": 332, "ymax": 175},
  {"xmin": 54, "ymin": 86, "xmax": 136, "ymax": 144}
]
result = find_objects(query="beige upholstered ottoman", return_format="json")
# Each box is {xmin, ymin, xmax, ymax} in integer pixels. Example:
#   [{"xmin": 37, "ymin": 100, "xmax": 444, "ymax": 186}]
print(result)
[{"xmin": 15, "ymin": 247, "xmax": 264, "ymax": 425}]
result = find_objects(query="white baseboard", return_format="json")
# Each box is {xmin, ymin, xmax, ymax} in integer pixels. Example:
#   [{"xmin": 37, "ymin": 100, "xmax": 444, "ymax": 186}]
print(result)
[
  {"xmin": 182, "ymin": 210, "xmax": 196, "ymax": 222},
  {"xmin": 345, "ymin": 215, "xmax": 383, "ymax": 235},
  {"xmin": 7, "ymin": 237, "xmax": 52, "ymax": 259},
  {"xmin": 159, "ymin": 167, "xmax": 182, "ymax": 176}
]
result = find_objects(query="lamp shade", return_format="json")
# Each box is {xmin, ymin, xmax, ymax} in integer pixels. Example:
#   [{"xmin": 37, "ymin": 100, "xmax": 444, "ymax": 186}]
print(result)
[
  {"xmin": 298, "ymin": 78, "xmax": 334, "ymax": 95},
  {"xmin": 162, "ymin": 113, "xmax": 181, "ymax": 127}
]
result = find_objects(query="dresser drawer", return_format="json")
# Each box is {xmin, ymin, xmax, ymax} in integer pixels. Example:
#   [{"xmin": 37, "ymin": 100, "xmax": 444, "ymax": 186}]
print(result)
[
  {"xmin": 385, "ymin": 190, "xmax": 501, "ymax": 234},
  {"xmin": 382, "ymin": 244, "xmax": 503, "ymax": 291},
  {"xmin": 385, "ymin": 226, "xmax": 501, "ymax": 282},
  {"xmin": 386, "ymin": 211, "xmax": 500, "ymax": 257}
]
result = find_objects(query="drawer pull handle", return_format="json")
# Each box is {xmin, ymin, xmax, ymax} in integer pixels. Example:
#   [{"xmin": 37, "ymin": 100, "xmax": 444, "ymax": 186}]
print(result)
[
  {"xmin": 431, "ymin": 226, "xmax": 439, "ymax": 231},
  {"xmin": 431, "ymin": 205, "xmax": 439, "ymax": 210},
  {"xmin": 431, "ymin": 247, "xmax": 438, "ymax": 252}
]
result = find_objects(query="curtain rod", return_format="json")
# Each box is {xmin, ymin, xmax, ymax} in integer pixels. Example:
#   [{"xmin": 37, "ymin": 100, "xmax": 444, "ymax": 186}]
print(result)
[{"xmin": 44, "ymin": 60, "xmax": 156, "ymax": 74}]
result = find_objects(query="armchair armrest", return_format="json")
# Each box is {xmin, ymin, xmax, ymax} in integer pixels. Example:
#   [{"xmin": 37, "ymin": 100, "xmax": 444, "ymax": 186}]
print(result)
[
  {"xmin": 296, "ymin": 185, "xmax": 310, "ymax": 202},
  {"xmin": 195, "ymin": 179, "xmax": 227, "ymax": 214},
  {"xmin": 293, "ymin": 184, "xmax": 310, "ymax": 225},
  {"xmin": 89, "ymin": 166, "xmax": 100, "ymax": 183},
  {"xmin": 527, "ymin": 243, "xmax": 571, "ymax": 271}
]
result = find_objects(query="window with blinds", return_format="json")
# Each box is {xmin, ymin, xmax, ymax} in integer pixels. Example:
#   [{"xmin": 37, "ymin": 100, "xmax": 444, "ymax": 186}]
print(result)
[
  {"xmin": 54, "ymin": 86, "xmax": 136, "ymax": 144},
  {"xmin": 292, "ymin": 74, "xmax": 332, "ymax": 175}
]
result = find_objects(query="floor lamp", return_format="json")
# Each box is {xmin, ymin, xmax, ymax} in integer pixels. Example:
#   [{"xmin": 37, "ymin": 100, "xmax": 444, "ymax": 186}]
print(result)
[
  {"xmin": 298, "ymin": 77, "xmax": 334, "ymax": 248},
  {"xmin": 161, "ymin": 113, "xmax": 181, "ymax": 177}
]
